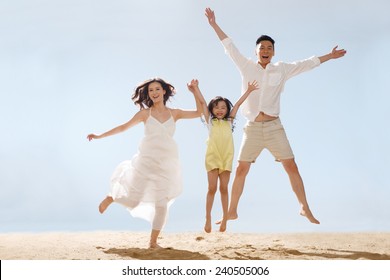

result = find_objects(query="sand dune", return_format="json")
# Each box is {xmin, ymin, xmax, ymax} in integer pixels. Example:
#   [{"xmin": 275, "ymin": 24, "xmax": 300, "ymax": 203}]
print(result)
[{"xmin": 1, "ymin": 231, "xmax": 389, "ymax": 260}]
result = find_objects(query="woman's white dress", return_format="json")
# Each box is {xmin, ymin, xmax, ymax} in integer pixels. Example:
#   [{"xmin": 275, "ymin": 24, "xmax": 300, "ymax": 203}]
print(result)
[{"xmin": 109, "ymin": 109, "xmax": 182, "ymax": 228}]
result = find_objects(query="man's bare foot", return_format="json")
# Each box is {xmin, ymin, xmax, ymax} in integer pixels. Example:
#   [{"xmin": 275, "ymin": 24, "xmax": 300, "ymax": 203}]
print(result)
[
  {"xmin": 219, "ymin": 219, "xmax": 227, "ymax": 232},
  {"xmin": 99, "ymin": 196, "xmax": 113, "ymax": 214},
  {"xmin": 149, "ymin": 242, "xmax": 162, "ymax": 249},
  {"xmin": 204, "ymin": 219, "xmax": 212, "ymax": 233},
  {"xmin": 300, "ymin": 208, "xmax": 320, "ymax": 224}
]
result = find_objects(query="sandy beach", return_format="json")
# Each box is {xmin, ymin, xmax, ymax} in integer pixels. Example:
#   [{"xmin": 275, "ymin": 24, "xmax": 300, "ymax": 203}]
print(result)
[{"xmin": 1, "ymin": 231, "xmax": 389, "ymax": 260}]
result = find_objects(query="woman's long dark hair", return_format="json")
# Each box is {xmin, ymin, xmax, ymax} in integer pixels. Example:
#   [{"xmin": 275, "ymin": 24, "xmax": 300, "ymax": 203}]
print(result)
[{"xmin": 132, "ymin": 78, "xmax": 175, "ymax": 110}]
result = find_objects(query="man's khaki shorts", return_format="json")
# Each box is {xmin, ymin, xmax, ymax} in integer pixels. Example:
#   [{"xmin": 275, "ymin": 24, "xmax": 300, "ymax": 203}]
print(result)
[{"xmin": 238, "ymin": 118, "xmax": 294, "ymax": 162}]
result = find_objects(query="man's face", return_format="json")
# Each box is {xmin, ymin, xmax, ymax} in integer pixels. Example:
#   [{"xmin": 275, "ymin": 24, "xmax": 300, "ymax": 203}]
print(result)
[{"xmin": 256, "ymin": 40, "xmax": 274, "ymax": 66}]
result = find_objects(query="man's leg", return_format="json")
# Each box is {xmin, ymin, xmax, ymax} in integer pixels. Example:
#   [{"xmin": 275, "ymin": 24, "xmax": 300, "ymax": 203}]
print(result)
[
  {"xmin": 281, "ymin": 158, "xmax": 320, "ymax": 224},
  {"xmin": 227, "ymin": 161, "xmax": 251, "ymax": 220}
]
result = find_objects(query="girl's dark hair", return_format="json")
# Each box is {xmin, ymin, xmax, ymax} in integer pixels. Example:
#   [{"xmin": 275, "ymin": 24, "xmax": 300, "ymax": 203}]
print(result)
[
  {"xmin": 208, "ymin": 96, "xmax": 233, "ymax": 120},
  {"xmin": 132, "ymin": 78, "xmax": 175, "ymax": 110}
]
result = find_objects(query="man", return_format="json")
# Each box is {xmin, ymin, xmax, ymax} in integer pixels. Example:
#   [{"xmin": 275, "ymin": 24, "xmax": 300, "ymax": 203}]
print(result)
[{"xmin": 205, "ymin": 7, "xmax": 346, "ymax": 228}]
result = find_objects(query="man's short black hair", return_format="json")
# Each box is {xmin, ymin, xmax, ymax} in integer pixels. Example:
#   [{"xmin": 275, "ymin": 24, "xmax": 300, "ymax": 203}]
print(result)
[{"xmin": 256, "ymin": 35, "xmax": 275, "ymax": 47}]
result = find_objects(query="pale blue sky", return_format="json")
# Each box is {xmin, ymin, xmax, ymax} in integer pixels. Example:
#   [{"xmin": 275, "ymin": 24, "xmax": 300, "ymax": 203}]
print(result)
[{"xmin": 1, "ymin": 0, "xmax": 389, "ymax": 233}]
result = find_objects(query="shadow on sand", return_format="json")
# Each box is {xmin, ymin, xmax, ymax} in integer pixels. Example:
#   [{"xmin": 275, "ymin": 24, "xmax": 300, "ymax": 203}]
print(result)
[
  {"xmin": 98, "ymin": 245, "xmax": 390, "ymax": 260},
  {"xmin": 267, "ymin": 247, "xmax": 390, "ymax": 260},
  {"xmin": 100, "ymin": 247, "xmax": 210, "ymax": 260}
]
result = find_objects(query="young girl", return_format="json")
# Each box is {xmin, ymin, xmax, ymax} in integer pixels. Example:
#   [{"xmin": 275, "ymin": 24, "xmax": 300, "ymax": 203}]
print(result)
[
  {"xmin": 87, "ymin": 78, "xmax": 201, "ymax": 248},
  {"xmin": 187, "ymin": 79, "xmax": 258, "ymax": 232}
]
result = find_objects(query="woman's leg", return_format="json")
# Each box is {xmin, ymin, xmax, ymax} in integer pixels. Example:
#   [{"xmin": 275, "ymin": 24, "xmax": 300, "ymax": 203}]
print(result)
[
  {"xmin": 99, "ymin": 196, "xmax": 113, "ymax": 214},
  {"xmin": 150, "ymin": 200, "xmax": 168, "ymax": 248},
  {"xmin": 150, "ymin": 229, "xmax": 161, "ymax": 249}
]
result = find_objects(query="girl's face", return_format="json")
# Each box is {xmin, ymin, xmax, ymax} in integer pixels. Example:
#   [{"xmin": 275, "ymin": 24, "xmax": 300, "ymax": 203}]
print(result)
[
  {"xmin": 212, "ymin": 100, "xmax": 228, "ymax": 119},
  {"xmin": 148, "ymin": 82, "xmax": 166, "ymax": 104}
]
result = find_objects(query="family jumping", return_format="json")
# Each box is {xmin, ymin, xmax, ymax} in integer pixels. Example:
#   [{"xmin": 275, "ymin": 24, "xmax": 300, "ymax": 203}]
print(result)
[{"xmin": 87, "ymin": 8, "xmax": 346, "ymax": 248}]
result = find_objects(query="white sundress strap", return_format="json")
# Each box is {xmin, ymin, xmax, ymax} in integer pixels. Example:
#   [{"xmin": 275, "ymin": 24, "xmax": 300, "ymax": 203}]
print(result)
[{"xmin": 168, "ymin": 108, "xmax": 173, "ymax": 118}]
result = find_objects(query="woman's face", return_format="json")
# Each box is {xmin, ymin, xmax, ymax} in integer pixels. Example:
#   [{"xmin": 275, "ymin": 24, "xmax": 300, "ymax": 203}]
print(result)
[
  {"xmin": 148, "ymin": 82, "xmax": 166, "ymax": 104},
  {"xmin": 212, "ymin": 100, "xmax": 228, "ymax": 119}
]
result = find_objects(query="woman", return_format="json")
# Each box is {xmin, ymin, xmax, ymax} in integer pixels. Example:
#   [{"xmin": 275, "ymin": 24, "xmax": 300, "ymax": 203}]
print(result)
[{"xmin": 87, "ymin": 77, "xmax": 201, "ymax": 248}]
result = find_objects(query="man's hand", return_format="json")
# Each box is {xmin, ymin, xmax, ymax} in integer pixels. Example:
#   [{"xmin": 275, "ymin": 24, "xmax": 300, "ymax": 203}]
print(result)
[
  {"xmin": 205, "ymin": 7, "xmax": 216, "ymax": 26},
  {"xmin": 330, "ymin": 45, "xmax": 347, "ymax": 59},
  {"xmin": 319, "ymin": 45, "xmax": 347, "ymax": 63}
]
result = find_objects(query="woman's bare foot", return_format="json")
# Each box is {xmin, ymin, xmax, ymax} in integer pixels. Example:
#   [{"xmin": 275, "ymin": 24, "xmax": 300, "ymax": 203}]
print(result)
[
  {"xmin": 204, "ymin": 219, "xmax": 212, "ymax": 233},
  {"xmin": 300, "ymin": 208, "xmax": 320, "ymax": 224},
  {"xmin": 149, "ymin": 242, "xmax": 162, "ymax": 249},
  {"xmin": 99, "ymin": 196, "xmax": 113, "ymax": 214}
]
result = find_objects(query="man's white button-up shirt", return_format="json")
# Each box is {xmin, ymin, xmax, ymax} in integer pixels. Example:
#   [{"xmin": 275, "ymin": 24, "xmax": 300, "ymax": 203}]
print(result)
[{"xmin": 222, "ymin": 38, "xmax": 321, "ymax": 121}]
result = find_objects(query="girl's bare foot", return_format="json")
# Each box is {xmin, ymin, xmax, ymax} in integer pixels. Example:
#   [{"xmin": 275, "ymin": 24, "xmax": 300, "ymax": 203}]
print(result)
[
  {"xmin": 99, "ymin": 196, "xmax": 113, "ymax": 214},
  {"xmin": 219, "ymin": 219, "xmax": 227, "ymax": 232},
  {"xmin": 300, "ymin": 208, "xmax": 320, "ymax": 224},
  {"xmin": 215, "ymin": 211, "xmax": 238, "ymax": 224},
  {"xmin": 204, "ymin": 218, "xmax": 212, "ymax": 233}
]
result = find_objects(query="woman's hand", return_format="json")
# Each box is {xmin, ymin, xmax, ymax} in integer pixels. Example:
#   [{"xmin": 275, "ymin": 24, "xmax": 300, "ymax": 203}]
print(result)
[
  {"xmin": 87, "ymin": 134, "xmax": 99, "ymax": 141},
  {"xmin": 186, "ymin": 79, "xmax": 199, "ymax": 93}
]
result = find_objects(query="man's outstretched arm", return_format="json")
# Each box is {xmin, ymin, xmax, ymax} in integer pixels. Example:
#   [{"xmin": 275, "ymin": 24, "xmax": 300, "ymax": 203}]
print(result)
[
  {"xmin": 318, "ymin": 45, "xmax": 347, "ymax": 63},
  {"xmin": 205, "ymin": 7, "xmax": 228, "ymax": 41}
]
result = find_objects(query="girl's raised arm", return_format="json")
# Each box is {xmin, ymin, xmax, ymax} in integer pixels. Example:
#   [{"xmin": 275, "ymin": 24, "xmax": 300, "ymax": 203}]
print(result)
[
  {"xmin": 186, "ymin": 79, "xmax": 210, "ymax": 122},
  {"xmin": 229, "ymin": 80, "xmax": 259, "ymax": 119}
]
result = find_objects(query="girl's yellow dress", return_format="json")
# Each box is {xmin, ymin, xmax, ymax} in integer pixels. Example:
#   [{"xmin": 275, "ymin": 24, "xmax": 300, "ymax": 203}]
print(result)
[{"xmin": 205, "ymin": 118, "xmax": 234, "ymax": 173}]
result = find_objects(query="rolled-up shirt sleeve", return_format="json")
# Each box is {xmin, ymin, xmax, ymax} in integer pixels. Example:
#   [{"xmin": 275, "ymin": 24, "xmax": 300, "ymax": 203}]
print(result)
[
  {"xmin": 221, "ymin": 38, "xmax": 250, "ymax": 72},
  {"xmin": 221, "ymin": 38, "xmax": 322, "ymax": 120},
  {"xmin": 284, "ymin": 56, "xmax": 321, "ymax": 79}
]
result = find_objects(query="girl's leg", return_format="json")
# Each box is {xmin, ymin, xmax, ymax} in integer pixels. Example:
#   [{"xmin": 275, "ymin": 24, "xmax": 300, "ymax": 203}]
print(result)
[
  {"xmin": 205, "ymin": 169, "xmax": 219, "ymax": 233},
  {"xmin": 99, "ymin": 196, "xmax": 113, "ymax": 214},
  {"xmin": 218, "ymin": 171, "xmax": 231, "ymax": 232},
  {"xmin": 150, "ymin": 200, "xmax": 168, "ymax": 248}
]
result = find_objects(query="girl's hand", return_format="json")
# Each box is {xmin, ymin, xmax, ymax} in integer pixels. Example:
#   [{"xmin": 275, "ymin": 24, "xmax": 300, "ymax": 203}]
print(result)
[
  {"xmin": 247, "ymin": 80, "xmax": 259, "ymax": 93},
  {"xmin": 87, "ymin": 134, "xmax": 99, "ymax": 141},
  {"xmin": 187, "ymin": 79, "xmax": 199, "ymax": 92}
]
